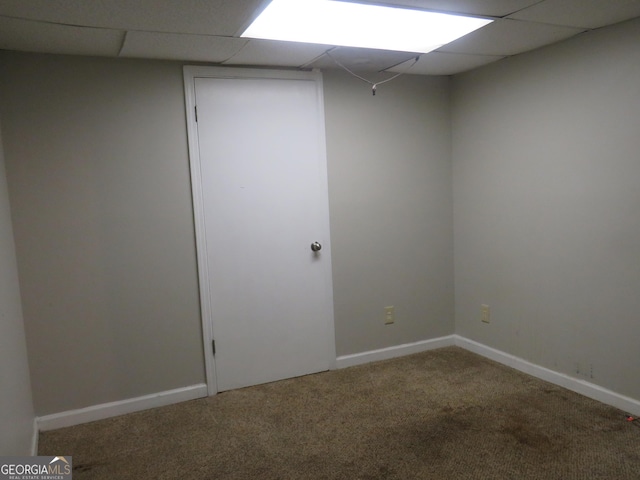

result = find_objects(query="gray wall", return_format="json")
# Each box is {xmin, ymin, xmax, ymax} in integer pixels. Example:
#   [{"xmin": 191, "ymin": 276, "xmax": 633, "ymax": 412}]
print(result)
[
  {"xmin": 324, "ymin": 72, "xmax": 454, "ymax": 356},
  {"xmin": 452, "ymin": 18, "xmax": 640, "ymax": 400},
  {"xmin": 0, "ymin": 52, "xmax": 205, "ymax": 416},
  {"xmin": 0, "ymin": 53, "xmax": 454, "ymax": 415},
  {"xmin": 0, "ymin": 117, "xmax": 35, "ymax": 454},
  {"xmin": 8, "ymin": 14, "xmax": 636, "ymax": 418}
]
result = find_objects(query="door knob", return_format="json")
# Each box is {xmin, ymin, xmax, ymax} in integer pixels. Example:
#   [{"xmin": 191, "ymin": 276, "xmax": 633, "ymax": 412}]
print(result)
[{"xmin": 311, "ymin": 242, "xmax": 322, "ymax": 252}]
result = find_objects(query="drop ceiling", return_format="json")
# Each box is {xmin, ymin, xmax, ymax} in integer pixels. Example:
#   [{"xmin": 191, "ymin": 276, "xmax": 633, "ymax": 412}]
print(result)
[{"xmin": 0, "ymin": 0, "xmax": 639, "ymax": 76}]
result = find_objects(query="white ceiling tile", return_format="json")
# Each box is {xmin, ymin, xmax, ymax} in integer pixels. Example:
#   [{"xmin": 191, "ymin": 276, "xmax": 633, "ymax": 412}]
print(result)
[
  {"xmin": 388, "ymin": 51, "xmax": 505, "ymax": 75},
  {"xmin": 508, "ymin": 0, "xmax": 640, "ymax": 29},
  {"xmin": 309, "ymin": 47, "xmax": 418, "ymax": 72},
  {"xmin": 223, "ymin": 39, "xmax": 328, "ymax": 67},
  {"xmin": 119, "ymin": 32, "xmax": 247, "ymax": 62},
  {"xmin": 0, "ymin": 0, "xmax": 263, "ymax": 36},
  {"xmin": 357, "ymin": 0, "xmax": 541, "ymax": 17},
  {"xmin": 0, "ymin": 16, "xmax": 123, "ymax": 56},
  {"xmin": 438, "ymin": 18, "xmax": 585, "ymax": 56},
  {"xmin": 0, "ymin": 1, "xmax": 634, "ymax": 76}
]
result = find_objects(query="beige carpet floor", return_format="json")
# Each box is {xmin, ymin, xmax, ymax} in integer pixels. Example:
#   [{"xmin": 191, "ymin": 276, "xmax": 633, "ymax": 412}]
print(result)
[{"xmin": 39, "ymin": 347, "xmax": 640, "ymax": 479}]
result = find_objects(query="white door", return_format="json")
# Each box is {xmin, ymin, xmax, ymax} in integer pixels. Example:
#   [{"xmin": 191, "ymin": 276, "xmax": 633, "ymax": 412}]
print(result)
[{"xmin": 185, "ymin": 67, "xmax": 335, "ymax": 392}]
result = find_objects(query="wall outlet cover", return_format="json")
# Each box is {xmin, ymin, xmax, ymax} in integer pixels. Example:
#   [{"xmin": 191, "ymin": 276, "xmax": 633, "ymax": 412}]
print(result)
[
  {"xmin": 385, "ymin": 306, "xmax": 395, "ymax": 325},
  {"xmin": 481, "ymin": 304, "xmax": 490, "ymax": 323}
]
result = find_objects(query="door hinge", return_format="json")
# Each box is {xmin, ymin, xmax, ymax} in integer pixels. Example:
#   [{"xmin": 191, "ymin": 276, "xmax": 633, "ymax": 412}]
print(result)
[
  {"xmin": 195, "ymin": 105, "xmax": 198, "ymax": 122},
  {"xmin": 211, "ymin": 339, "xmax": 216, "ymax": 356}
]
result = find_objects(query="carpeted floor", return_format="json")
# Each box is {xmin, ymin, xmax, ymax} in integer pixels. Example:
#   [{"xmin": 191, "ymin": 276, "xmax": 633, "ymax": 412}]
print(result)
[{"xmin": 39, "ymin": 347, "xmax": 640, "ymax": 479}]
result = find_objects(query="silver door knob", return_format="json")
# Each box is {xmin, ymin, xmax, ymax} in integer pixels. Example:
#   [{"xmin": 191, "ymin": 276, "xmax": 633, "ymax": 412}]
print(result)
[{"xmin": 311, "ymin": 242, "xmax": 322, "ymax": 252}]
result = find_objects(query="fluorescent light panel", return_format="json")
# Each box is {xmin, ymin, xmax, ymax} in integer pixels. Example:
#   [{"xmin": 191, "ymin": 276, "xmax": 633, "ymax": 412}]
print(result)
[{"xmin": 242, "ymin": 0, "xmax": 493, "ymax": 54}]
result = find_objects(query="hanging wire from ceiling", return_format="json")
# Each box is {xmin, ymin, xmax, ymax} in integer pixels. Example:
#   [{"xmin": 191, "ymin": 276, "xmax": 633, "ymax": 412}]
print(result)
[{"xmin": 325, "ymin": 48, "xmax": 421, "ymax": 96}]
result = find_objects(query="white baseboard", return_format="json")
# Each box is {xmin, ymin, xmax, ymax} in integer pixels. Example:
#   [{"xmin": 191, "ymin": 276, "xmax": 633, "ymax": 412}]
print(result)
[
  {"xmin": 336, "ymin": 335, "xmax": 455, "ymax": 369},
  {"xmin": 335, "ymin": 334, "xmax": 640, "ymax": 416},
  {"xmin": 34, "ymin": 338, "xmax": 640, "ymax": 432},
  {"xmin": 31, "ymin": 418, "xmax": 38, "ymax": 455},
  {"xmin": 454, "ymin": 335, "xmax": 640, "ymax": 416},
  {"xmin": 36, "ymin": 383, "xmax": 208, "ymax": 432}
]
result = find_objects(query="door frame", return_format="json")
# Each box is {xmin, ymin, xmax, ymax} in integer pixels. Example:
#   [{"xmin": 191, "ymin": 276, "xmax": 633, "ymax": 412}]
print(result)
[{"xmin": 183, "ymin": 66, "xmax": 336, "ymax": 395}]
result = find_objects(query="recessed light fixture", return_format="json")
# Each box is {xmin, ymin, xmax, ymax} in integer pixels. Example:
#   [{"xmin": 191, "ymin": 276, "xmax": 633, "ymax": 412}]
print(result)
[{"xmin": 242, "ymin": 0, "xmax": 493, "ymax": 54}]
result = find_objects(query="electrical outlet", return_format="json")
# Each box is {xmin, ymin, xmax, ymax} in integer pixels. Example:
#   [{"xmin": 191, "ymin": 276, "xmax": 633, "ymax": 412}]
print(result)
[
  {"xmin": 576, "ymin": 363, "xmax": 594, "ymax": 379},
  {"xmin": 481, "ymin": 304, "xmax": 490, "ymax": 323},
  {"xmin": 385, "ymin": 306, "xmax": 395, "ymax": 325}
]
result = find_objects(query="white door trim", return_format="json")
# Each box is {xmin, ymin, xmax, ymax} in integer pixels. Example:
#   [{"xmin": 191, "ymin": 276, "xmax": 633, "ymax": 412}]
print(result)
[{"xmin": 183, "ymin": 66, "xmax": 336, "ymax": 395}]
